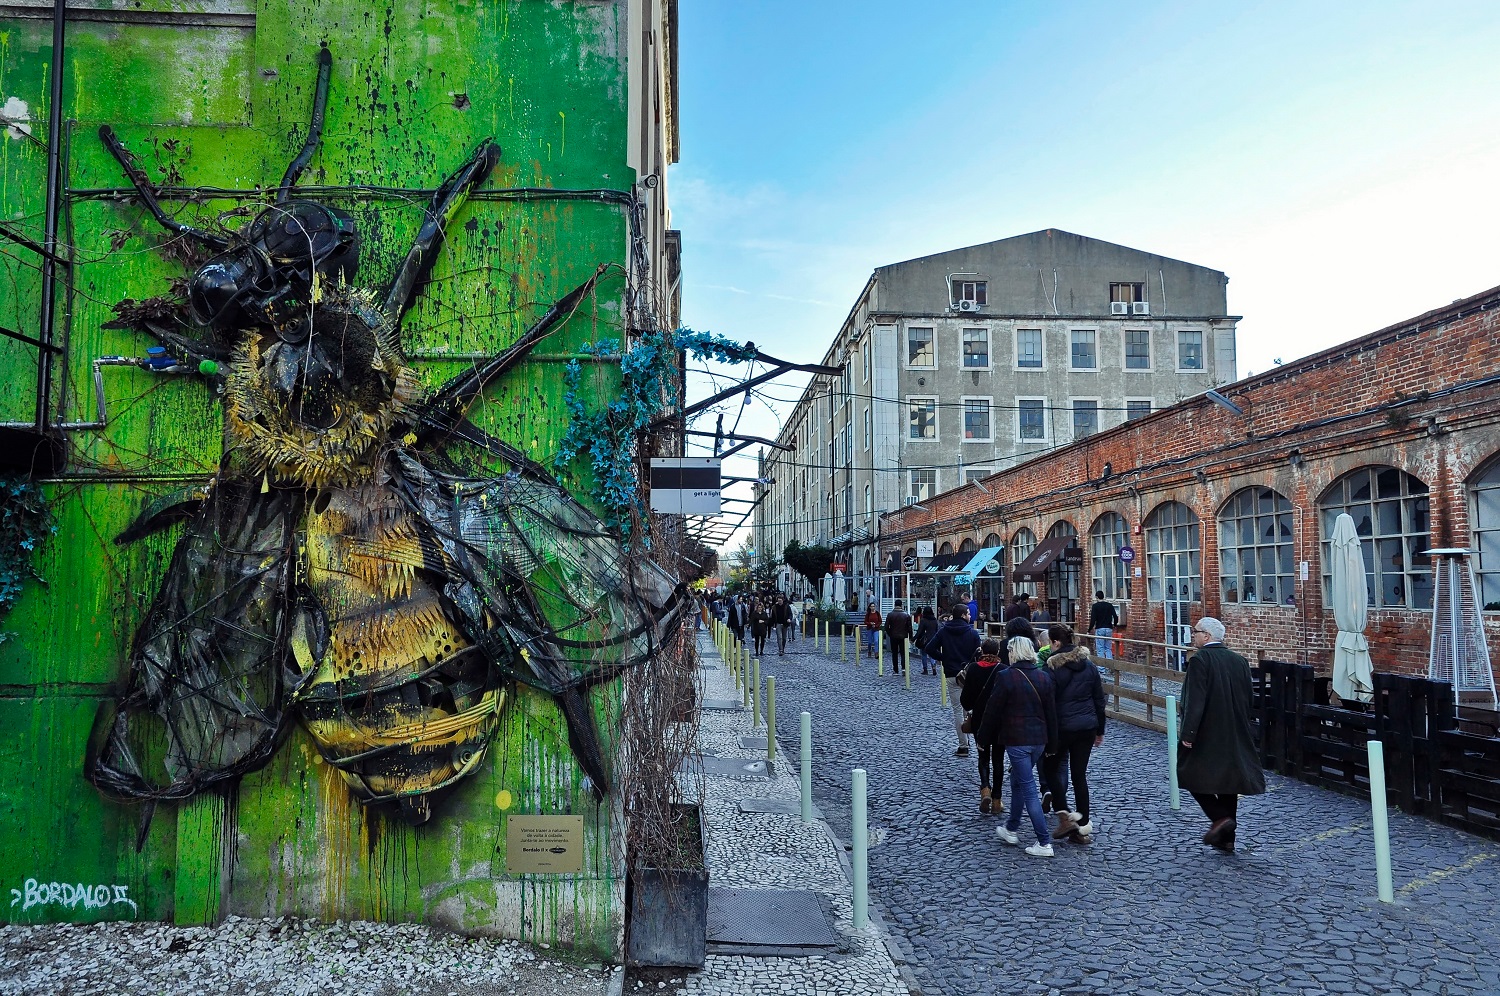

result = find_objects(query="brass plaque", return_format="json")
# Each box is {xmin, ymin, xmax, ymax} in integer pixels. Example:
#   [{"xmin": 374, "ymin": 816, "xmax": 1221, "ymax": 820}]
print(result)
[{"xmin": 505, "ymin": 815, "xmax": 585, "ymax": 874}]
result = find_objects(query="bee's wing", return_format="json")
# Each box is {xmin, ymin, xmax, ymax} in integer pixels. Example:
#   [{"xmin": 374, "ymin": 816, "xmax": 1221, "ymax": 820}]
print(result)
[
  {"xmin": 392, "ymin": 453, "xmax": 685, "ymax": 794},
  {"xmin": 87, "ymin": 480, "xmax": 317, "ymax": 801}
]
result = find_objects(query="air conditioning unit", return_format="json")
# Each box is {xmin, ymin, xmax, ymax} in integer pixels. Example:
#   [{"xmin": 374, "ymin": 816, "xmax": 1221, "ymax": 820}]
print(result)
[
  {"xmin": 1132, "ymin": 301, "xmax": 1151, "ymax": 315},
  {"xmin": 957, "ymin": 299, "xmax": 980, "ymax": 312},
  {"xmin": 1110, "ymin": 301, "xmax": 1129, "ymax": 315},
  {"xmin": 904, "ymin": 496, "xmax": 920, "ymax": 506}
]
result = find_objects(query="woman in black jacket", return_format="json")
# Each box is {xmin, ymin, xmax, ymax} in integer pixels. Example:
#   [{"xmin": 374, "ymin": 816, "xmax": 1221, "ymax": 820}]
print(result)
[
  {"xmin": 959, "ymin": 637, "xmax": 1007, "ymax": 813},
  {"xmin": 1043, "ymin": 624, "xmax": 1105, "ymax": 843},
  {"xmin": 914, "ymin": 608, "xmax": 940, "ymax": 675}
]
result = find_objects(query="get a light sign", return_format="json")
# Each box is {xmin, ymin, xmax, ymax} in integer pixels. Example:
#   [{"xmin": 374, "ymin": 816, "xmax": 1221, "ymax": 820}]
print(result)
[{"xmin": 648, "ymin": 458, "xmax": 721, "ymax": 516}]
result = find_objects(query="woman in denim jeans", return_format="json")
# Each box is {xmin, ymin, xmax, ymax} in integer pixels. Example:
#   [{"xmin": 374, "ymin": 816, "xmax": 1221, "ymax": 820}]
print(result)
[
  {"xmin": 913, "ymin": 608, "xmax": 939, "ymax": 675},
  {"xmin": 976, "ymin": 636, "xmax": 1059, "ymax": 857}
]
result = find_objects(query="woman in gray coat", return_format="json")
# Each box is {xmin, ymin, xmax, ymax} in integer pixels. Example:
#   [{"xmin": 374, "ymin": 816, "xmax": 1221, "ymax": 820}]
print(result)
[{"xmin": 1177, "ymin": 617, "xmax": 1266, "ymax": 852}]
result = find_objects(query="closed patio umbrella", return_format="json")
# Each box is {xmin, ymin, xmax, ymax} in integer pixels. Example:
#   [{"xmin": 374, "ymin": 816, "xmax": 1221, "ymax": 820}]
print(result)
[{"xmin": 1331, "ymin": 512, "xmax": 1375, "ymax": 705}]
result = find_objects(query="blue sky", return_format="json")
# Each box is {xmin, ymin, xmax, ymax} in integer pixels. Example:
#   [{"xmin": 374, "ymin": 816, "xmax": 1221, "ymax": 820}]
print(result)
[{"xmin": 669, "ymin": 1, "xmax": 1500, "ymax": 549}]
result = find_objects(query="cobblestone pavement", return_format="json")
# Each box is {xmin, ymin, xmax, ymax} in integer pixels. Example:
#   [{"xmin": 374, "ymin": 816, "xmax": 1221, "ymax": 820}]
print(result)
[
  {"xmin": 686, "ymin": 631, "xmax": 907, "ymax": 996},
  {"xmin": 757, "ymin": 631, "xmax": 1500, "ymax": 996}
]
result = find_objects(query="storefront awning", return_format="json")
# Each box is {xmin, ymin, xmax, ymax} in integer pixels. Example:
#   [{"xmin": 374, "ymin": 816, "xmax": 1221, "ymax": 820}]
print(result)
[
  {"xmin": 1011, "ymin": 536, "xmax": 1080, "ymax": 581},
  {"xmin": 921, "ymin": 552, "xmax": 970, "ymax": 573},
  {"xmin": 961, "ymin": 547, "xmax": 1004, "ymax": 581}
]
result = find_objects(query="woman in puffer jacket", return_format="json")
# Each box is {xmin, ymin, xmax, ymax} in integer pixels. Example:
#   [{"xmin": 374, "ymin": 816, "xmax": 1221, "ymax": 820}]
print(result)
[
  {"xmin": 959, "ymin": 637, "xmax": 1008, "ymax": 813},
  {"xmin": 1042, "ymin": 624, "xmax": 1105, "ymax": 843}
]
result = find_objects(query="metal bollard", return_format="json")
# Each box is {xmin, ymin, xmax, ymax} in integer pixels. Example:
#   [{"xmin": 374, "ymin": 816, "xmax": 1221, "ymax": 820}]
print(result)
[
  {"xmin": 852, "ymin": 768, "xmax": 868, "ymax": 929},
  {"xmin": 766, "ymin": 675, "xmax": 776, "ymax": 761},
  {"xmin": 1166, "ymin": 694, "xmax": 1180, "ymax": 810},
  {"xmin": 1368, "ymin": 740, "xmax": 1395, "ymax": 903},
  {"xmin": 905, "ymin": 648, "xmax": 911, "ymax": 691},
  {"xmin": 940, "ymin": 668, "xmax": 949, "ymax": 707},
  {"xmin": 743, "ymin": 657, "xmax": 751, "ymax": 708},
  {"xmin": 877, "ymin": 631, "xmax": 884, "ymax": 675},
  {"xmin": 842, "ymin": 626, "xmax": 848, "ymax": 663},
  {"xmin": 752, "ymin": 659, "xmax": 761, "ymax": 727},
  {"xmin": 800, "ymin": 711, "xmax": 812, "ymax": 822}
]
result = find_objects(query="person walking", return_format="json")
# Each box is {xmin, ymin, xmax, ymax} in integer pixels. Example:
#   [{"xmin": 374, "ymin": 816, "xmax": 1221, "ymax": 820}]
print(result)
[
  {"xmin": 1042, "ymin": 625, "xmax": 1105, "ymax": 844},
  {"xmin": 928, "ymin": 605, "xmax": 982, "ymax": 756},
  {"xmin": 1089, "ymin": 591, "xmax": 1119, "ymax": 660},
  {"xmin": 788, "ymin": 594, "xmax": 801, "ymax": 644},
  {"xmin": 728, "ymin": 595, "xmax": 747, "ymax": 645},
  {"xmin": 960, "ymin": 637, "xmax": 1008, "ymax": 813},
  {"xmin": 978, "ymin": 636, "xmax": 1059, "ymax": 857},
  {"xmin": 914, "ymin": 607, "xmax": 940, "ymax": 675},
  {"xmin": 1178, "ymin": 616, "xmax": 1265, "ymax": 852},
  {"xmin": 884, "ymin": 600, "xmax": 913, "ymax": 675},
  {"xmin": 1004, "ymin": 593, "xmax": 1032, "ymax": 622},
  {"xmin": 862, "ymin": 603, "xmax": 882, "ymax": 659},
  {"xmin": 749, "ymin": 598, "xmax": 771, "ymax": 658},
  {"xmin": 772, "ymin": 595, "xmax": 793, "ymax": 656}
]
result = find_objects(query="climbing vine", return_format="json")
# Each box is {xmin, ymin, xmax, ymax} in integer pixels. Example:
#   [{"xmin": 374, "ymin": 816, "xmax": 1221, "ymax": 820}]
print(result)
[
  {"xmin": 0, "ymin": 477, "xmax": 55, "ymax": 639},
  {"xmin": 555, "ymin": 327, "xmax": 755, "ymax": 541}
]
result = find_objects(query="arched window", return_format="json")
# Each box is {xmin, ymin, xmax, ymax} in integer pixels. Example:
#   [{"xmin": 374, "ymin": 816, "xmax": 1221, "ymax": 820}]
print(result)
[
  {"xmin": 1218, "ymin": 487, "xmax": 1294, "ymax": 606},
  {"xmin": 1090, "ymin": 512, "xmax": 1129, "ymax": 600},
  {"xmin": 1320, "ymin": 466, "xmax": 1431, "ymax": 609},
  {"xmin": 1145, "ymin": 502, "xmax": 1201, "ymax": 602},
  {"xmin": 1474, "ymin": 457, "xmax": 1500, "ymax": 610},
  {"xmin": 982, "ymin": 533, "xmax": 1002, "ymax": 549},
  {"xmin": 938, "ymin": 541, "xmax": 954, "ymax": 556},
  {"xmin": 959, "ymin": 537, "xmax": 977, "ymax": 553},
  {"xmin": 1046, "ymin": 521, "xmax": 1081, "ymax": 622},
  {"xmin": 1010, "ymin": 527, "xmax": 1037, "ymax": 597}
]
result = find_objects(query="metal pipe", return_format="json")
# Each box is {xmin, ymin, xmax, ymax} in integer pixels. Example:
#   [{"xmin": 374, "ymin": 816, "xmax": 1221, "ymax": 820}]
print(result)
[
  {"xmin": 35, "ymin": 0, "xmax": 69, "ymax": 433},
  {"xmin": 1166, "ymin": 694, "xmax": 1180, "ymax": 810},
  {"xmin": 800, "ymin": 711, "xmax": 812, "ymax": 822},
  {"xmin": 851, "ymin": 768, "xmax": 868, "ymax": 929},
  {"xmin": 1368, "ymin": 740, "xmax": 1394, "ymax": 902}
]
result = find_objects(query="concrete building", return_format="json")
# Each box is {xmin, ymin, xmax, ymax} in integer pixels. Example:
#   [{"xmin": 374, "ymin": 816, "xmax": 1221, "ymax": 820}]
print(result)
[
  {"xmin": 877, "ymin": 282, "xmax": 1500, "ymax": 704},
  {"xmin": 756, "ymin": 229, "xmax": 1238, "ymax": 600}
]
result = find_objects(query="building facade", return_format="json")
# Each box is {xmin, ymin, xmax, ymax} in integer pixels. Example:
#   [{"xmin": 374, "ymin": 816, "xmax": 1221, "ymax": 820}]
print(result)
[
  {"xmin": 878, "ymin": 283, "xmax": 1500, "ymax": 698},
  {"xmin": 756, "ymin": 229, "xmax": 1238, "ymax": 599}
]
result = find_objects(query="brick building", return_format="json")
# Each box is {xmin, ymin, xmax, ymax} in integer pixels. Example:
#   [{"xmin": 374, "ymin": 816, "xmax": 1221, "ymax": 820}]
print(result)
[{"xmin": 879, "ymin": 283, "xmax": 1500, "ymax": 695}]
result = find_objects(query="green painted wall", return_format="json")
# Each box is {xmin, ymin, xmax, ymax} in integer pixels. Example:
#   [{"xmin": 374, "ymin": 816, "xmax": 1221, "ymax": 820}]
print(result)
[{"xmin": 0, "ymin": 1, "xmax": 640, "ymax": 958}]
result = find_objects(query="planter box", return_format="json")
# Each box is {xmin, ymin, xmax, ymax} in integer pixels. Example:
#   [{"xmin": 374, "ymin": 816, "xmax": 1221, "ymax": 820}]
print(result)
[{"xmin": 625, "ymin": 803, "xmax": 708, "ymax": 968}]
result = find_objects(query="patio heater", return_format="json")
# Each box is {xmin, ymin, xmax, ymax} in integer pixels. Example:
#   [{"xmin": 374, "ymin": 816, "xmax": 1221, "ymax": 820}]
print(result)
[{"xmin": 1425, "ymin": 549, "xmax": 1497, "ymax": 710}]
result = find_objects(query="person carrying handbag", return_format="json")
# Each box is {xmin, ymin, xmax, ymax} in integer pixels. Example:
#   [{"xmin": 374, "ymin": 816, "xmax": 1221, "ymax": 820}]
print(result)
[
  {"xmin": 977, "ymin": 636, "xmax": 1059, "ymax": 857},
  {"xmin": 959, "ymin": 637, "xmax": 1008, "ymax": 813}
]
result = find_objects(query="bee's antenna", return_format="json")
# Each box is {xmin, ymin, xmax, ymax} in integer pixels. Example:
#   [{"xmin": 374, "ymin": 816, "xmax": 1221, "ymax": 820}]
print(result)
[{"xmin": 277, "ymin": 44, "xmax": 333, "ymax": 201}]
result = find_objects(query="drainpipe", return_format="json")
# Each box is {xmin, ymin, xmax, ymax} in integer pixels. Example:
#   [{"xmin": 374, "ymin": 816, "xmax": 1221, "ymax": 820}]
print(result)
[{"xmin": 36, "ymin": 1, "xmax": 68, "ymax": 433}]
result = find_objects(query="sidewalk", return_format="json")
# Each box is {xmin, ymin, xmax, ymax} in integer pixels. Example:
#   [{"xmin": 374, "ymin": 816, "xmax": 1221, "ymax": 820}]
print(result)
[{"xmin": 685, "ymin": 630, "xmax": 908, "ymax": 995}]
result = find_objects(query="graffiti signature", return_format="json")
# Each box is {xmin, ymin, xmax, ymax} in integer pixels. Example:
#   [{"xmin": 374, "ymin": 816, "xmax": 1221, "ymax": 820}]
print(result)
[{"xmin": 9, "ymin": 879, "xmax": 138, "ymax": 916}]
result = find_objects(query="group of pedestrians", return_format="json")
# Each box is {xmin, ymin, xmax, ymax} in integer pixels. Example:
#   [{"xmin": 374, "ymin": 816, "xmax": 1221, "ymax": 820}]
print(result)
[{"xmin": 702, "ymin": 591, "xmax": 804, "ymax": 657}]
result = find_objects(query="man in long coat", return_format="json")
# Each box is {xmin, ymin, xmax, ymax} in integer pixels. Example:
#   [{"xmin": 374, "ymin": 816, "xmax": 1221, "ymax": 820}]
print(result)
[{"xmin": 1178, "ymin": 616, "xmax": 1265, "ymax": 852}]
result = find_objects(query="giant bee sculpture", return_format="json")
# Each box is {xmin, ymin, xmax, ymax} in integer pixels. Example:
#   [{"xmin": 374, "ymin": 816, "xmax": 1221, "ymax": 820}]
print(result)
[{"xmin": 85, "ymin": 46, "xmax": 683, "ymax": 825}]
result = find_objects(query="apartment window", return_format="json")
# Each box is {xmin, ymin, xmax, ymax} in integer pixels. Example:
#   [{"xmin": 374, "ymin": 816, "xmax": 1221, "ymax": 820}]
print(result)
[
  {"xmin": 1219, "ymin": 487, "xmax": 1295, "ymax": 606},
  {"xmin": 910, "ymin": 468, "xmax": 937, "ymax": 502},
  {"xmin": 1177, "ymin": 330, "xmax": 1204, "ymax": 370},
  {"xmin": 965, "ymin": 468, "xmax": 992, "ymax": 486},
  {"xmin": 1017, "ymin": 398, "xmax": 1046, "ymax": 441},
  {"xmin": 863, "ymin": 407, "xmax": 872, "ymax": 450},
  {"xmin": 907, "ymin": 326, "xmax": 935, "ymax": 367},
  {"xmin": 908, "ymin": 397, "xmax": 937, "ymax": 440},
  {"xmin": 865, "ymin": 484, "xmax": 872, "ymax": 517},
  {"xmin": 1319, "ymin": 466, "xmax": 1433, "ymax": 610},
  {"xmin": 962, "ymin": 398, "xmax": 992, "ymax": 441},
  {"xmin": 1126, "ymin": 399, "xmax": 1153, "ymax": 421},
  {"xmin": 962, "ymin": 328, "xmax": 990, "ymax": 368},
  {"xmin": 1015, "ymin": 329, "xmax": 1043, "ymax": 369},
  {"xmin": 1070, "ymin": 329, "xmax": 1097, "ymax": 370},
  {"xmin": 953, "ymin": 280, "xmax": 988, "ymax": 307},
  {"xmin": 1110, "ymin": 282, "xmax": 1145, "ymax": 304},
  {"xmin": 843, "ymin": 485, "xmax": 853, "ymax": 525},
  {"xmin": 842, "ymin": 422, "xmax": 852, "ymax": 466},
  {"xmin": 863, "ymin": 340, "xmax": 872, "ymax": 382},
  {"xmin": 1072, "ymin": 399, "xmax": 1099, "ymax": 439},
  {"xmin": 1125, "ymin": 330, "xmax": 1151, "ymax": 369}
]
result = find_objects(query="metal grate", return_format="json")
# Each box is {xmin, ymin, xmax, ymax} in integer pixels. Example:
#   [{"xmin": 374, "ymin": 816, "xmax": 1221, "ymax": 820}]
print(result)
[{"xmin": 706, "ymin": 888, "xmax": 840, "ymax": 955}]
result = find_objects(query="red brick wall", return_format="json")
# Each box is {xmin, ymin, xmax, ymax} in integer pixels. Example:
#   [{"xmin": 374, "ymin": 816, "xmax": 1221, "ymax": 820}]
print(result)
[{"xmin": 882, "ymin": 285, "xmax": 1500, "ymax": 688}]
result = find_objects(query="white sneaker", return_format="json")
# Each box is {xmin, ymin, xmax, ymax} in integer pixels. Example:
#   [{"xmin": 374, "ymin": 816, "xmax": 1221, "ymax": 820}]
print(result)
[
  {"xmin": 995, "ymin": 827, "xmax": 1019, "ymax": 845},
  {"xmin": 1025, "ymin": 843, "xmax": 1054, "ymax": 857}
]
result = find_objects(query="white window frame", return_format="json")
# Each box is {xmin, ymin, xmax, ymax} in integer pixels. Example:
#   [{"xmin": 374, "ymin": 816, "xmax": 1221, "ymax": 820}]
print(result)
[
  {"xmin": 907, "ymin": 395, "xmax": 939, "ymax": 443},
  {"xmin": 863, "ymin": 406, "xmax": 872, "ymax": 451},
  {"xmin": 961, "ymin": 396, "xmax": 993, "ymax": 443},
  {"xmin": 1123, "ymin": 328, "xmax": 1153, "ymax": 372},
  {"xmin": 964, "ymin": 467, "xmax": 994, "ymax": 486},
  {"xmin": 1014, "ymin": 396, "xmax": 1049, "ymax": 444},
  {"xmin": 1176, "ymin": 329, "xmax": 1205, "ymax": 373},
  {"xmin": 1472, "ymin": 459, "xmax": 1500, "ymax": 611},
  {"xmin": 1123, "ymin": 397, "xmax": 1154, "ymax": 425},
  {"xmin": 910, "ymin": 468, "xmax": 938, "ymax": 502},
  {"xmin": 1069, "ymin": 329, "xmax": 1098, "ymax": 371},
  {"xmin": 863, "ymin": 338, "xmax": 872, "ymax": 383},
  {"xmin": 865, "ymin": 483, "xmax": 873, "ymax": 518},
  {"xmin": 961, "ymin": 327, "xmax": 991, "ymax": 370},
  {"xmin": 1014, "ymin": 328, "xmax": 1045, "ymax": 371},
  {"xmin": 1070, "ymin": 396, "xmax": 1101, "ymax": 441},
  {"xmin": 906, "ymin": 326, "xmax": 936, "ymax": 369},
  {"xmin": 953, "ymin": 279, "xmax": 988, "ymax": 307}
]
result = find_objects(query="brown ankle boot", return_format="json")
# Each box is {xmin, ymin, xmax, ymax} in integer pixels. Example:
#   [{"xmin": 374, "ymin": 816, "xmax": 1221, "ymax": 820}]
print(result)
[{"xmin": 980, "ymin": 787, "xmax": 993, "ymax": 813}]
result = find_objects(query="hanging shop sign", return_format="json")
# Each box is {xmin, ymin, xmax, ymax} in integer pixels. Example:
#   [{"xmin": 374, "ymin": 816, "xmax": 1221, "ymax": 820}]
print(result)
[{"xmin": 649, "ymin": 458, "xmax": 722, "ymax": 515}]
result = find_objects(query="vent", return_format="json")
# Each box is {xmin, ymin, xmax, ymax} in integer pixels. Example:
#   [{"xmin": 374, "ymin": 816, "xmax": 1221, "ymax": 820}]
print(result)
[
  {"xmin": 1132, "ymin": 301, "xmax": 1151, "ymax": 315},
  {"xmin": 1110, "ymin": 301, "xmax": 1129, "ymax": 315}
]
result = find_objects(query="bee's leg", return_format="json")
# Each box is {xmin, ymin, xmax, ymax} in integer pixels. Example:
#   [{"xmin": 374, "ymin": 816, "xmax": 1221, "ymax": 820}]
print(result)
[
  {"xmin": 275, "ymin": 44, "xmax": 333, "ymax": 201},
  {"xmin": 382, "ymin": 138, "xmax": 502, "ymax": 323},
  {"xmin": 97, "ymin": 126, "xmax": 228, "ymax": 250}
]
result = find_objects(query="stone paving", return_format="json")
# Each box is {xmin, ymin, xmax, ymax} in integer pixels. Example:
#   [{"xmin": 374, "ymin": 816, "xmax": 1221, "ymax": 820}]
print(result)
[
  {"xmin": 755, "ymin": 631, "xmax": 1500, "ymax": 996},
  {"xmin": 685, "ymin": 629, "xmax": 907, "ymax": 996}
]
